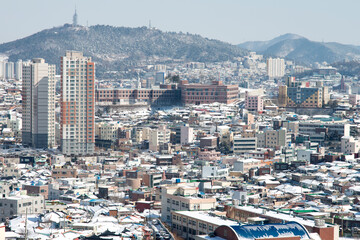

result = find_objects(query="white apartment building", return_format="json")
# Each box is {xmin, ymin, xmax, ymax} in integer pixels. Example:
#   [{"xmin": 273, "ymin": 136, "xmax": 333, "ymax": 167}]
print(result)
[
  {"xmin": 22, "ymin": 58, "xmax": 56, "ymax": 149},
  {"xmin": 7, "ymin": 113, "xmax": 22, "ymax": 134},
  {"xmin": 15, "ymin": 60, "xmax": 22, "ymax": 81},
  {"xmin": 266, "ymin": 57, "xmax": 285, "ymax": 78},
  {"xmin": 60, "ymin": 51, "xmax": 95, "ymax": 155},
  {"xmin": 181, "ymin": 124, "xmax": 194, "ymax": 145},
  {"xmin": 0, "ymin": 61, "xmax": 5, "ymax": 79},
  {"xmin": 5, "ymin": 62, "xmax": 14, "ymax": 79},
  {"xmin": 201, "ymin": 166, "xmax": 229, "ymax": 179},
  {"xmin": 341, "ymin": 136, "xmax": 360, "ymax": 154},
  {"xmin": 149, "ymin": 125, "xmax": 170, "ymax": 152}
]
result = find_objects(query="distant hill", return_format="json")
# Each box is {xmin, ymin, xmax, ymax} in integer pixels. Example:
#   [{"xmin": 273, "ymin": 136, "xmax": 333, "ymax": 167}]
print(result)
[
  {"xmin": 332, "ymin": 60, "xmax": 360, "ymax": 76},
  {"xmin": 238, "ymin": 33, "xmax": 360, "ymax": 65},
  {"xmin": 0, "ymin": 24, "xmax": 248, "ymax": 77},
  {"xmin": 239, "ymin": 33, "xmax": 304, "ymax": 52}
]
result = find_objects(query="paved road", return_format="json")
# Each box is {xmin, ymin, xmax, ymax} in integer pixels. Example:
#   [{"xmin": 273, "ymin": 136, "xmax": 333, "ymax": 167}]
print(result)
[{"xmin": 149, "ymin": 219, "xmax": 174, "ymax": 240}]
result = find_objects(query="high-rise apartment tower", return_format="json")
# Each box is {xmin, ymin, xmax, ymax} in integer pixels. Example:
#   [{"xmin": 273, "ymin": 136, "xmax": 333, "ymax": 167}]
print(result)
[
  {"xmin": 266, "ymin": 57, "xmax": 285, "ymax": 78},
  {"xmin": 60, "ymin": 51, "xmax": 95, "ymax": 155},
  {"xmin": 22, "ymin": 58, "xmax": 56, "ymax": 148}
]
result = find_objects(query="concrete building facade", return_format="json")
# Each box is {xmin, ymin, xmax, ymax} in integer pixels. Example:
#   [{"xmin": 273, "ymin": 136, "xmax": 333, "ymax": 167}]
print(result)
[
  {"xmin": 161, "ymin": 185, "xmax": 216, "ymax": 223},
  {"xmin": 278, "ymin": 78, "xmax": 330, "ymax": 108},
  {"xmin": 0, "ymin": 195, "xmax": 45, "ymax": 221},
  {"xmin": 60, "ymin": 51, "xmax": 95, "ymax": 155},
  {"xmin": 180, "ymin": 80, "xmax": 238, "ymax": 105},
  {"xmin": 245, "ymin": 91, "xmax": 263, "ymax": 112},
  {"xmin": 149, "ymin": 125, "xmax": 171, "ymax": 152},
  {"xmin": 22, "ymin": 58, "xmax": 56, "ymax": 149},
  {"xmin": 96, "ymin": 85, "xmax": 181, "ymax": 106},
  {"xmin": 181, "ymin": 124, "xmax": 194, "ymax": 145},
  {"xmin": 233, "ymin": 136, "xmax": 257, "ymax": 154},
  {"xmin": 266, "ymin": 57, "xmax": 285, "ymax": 78},
  {"xmin": 341, "ymin": 136, "xmax": 360, "ymax": 154}
]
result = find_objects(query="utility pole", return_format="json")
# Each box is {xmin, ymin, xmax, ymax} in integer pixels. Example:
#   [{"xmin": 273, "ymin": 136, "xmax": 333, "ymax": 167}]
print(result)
[{"xmin": 25, "ymin": 208, "xmax": 28, "ymax": 240}]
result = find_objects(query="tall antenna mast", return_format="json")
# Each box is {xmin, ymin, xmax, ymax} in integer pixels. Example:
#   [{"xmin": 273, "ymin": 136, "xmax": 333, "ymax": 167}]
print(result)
[{"xmin": 73, "ymin": 5, "xmax": 78, "ymax": 26}]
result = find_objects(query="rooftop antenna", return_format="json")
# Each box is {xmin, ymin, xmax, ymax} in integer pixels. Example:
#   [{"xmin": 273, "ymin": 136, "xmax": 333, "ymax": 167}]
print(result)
[{"xmin": 149, "ymin": 20, "xmax": 152, "ymax": 29}]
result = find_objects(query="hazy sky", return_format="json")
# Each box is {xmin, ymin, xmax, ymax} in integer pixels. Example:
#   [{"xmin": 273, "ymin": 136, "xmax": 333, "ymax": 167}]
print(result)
[{"xmin": 1, "ymin": 0, "xmax": 360, "ymax": 45}]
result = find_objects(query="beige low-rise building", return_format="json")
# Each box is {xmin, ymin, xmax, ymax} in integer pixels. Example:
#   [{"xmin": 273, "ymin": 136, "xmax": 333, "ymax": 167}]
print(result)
[
  {"xmin": 233, "ymin": 159, "xmax": 262, "ymax": 174},
  {"xmin": 171, "ymin": 211, "xmax": 237, "ymax": 240},
  {"xmin": 161, "ymin": 185, "xmax": 216, "ymax": 223},
  {"xmin": 0, "ymin": 195, "xmax": 45, "ymax": 221}
]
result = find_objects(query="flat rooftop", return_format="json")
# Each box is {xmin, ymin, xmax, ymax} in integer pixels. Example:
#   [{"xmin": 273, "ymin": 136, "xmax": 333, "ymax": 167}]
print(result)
[
  {"xmin": 235, "ymin": 205, "xmax": 329, "ymax": 228},
  {"xmin": 174, "ymin": 211, "xmax": 237, "ymax": 226}
]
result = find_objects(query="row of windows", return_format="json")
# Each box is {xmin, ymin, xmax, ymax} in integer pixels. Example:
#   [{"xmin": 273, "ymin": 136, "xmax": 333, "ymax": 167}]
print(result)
[
  {"xmin": 53, "ymin": 171, "xmax": 75, "ymax": 175},
  {"xmin": 0, "ymin": 200, "xmax": 42, "ymax": 207},
  {"xmin": 167, "ymin": 199, "xmax": 190, "ymax": 208},
  {"xmin": 234, "ymin": 144, "xmax": 256, "ymax": 147},
  {"xmin": 173, "ymin": 222, "xmax": 213, "ymax": 233}
]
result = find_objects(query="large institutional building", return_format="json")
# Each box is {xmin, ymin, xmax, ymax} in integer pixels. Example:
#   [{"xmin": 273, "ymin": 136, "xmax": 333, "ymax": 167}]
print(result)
[
  {"xmin": 96, "ymin": 81, "xmax": 239, "ymax": 106},
  {"xmin": 179, "ymin": 80, "xmax": 238, "ymax": 105},
  {"xmin": 60, "ymin": 51, "xmax": 95, "ymax": 155},
  {"xmin": 96, "ymin": 84, "xmax": 181, "ymax": 106},
  {"xmin": 22, "ymin": 58, "xmax": 56, "ymax": 149}
]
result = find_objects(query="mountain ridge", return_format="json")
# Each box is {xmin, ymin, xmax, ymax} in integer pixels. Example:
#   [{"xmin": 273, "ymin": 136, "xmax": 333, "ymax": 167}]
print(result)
[
  {"xmin": 0, "ymin": 24, "xmax": 248, "ymax": 77},
  {"xmin": 238, "ymin": 34, "xmax": 360, "ymax": 65}
]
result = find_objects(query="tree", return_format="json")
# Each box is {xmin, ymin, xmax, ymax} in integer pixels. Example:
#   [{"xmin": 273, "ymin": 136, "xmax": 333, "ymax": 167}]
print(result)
[
  {"xmin": 170, "ymin": 75, "xmax": 180, "ymax": 83},
  {"xmin": 328, "ymin": 100, "xmax": 339, "ymax": 109},
  {"xmin": 219, "ymin": 141, "xmax": 232, "ymax": 154}
]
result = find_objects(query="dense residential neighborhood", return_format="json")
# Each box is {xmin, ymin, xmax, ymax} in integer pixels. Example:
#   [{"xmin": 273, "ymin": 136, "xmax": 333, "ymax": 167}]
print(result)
[{"xmin": 0, "ymin": 2, "xmax": 360, "ymax": 240}]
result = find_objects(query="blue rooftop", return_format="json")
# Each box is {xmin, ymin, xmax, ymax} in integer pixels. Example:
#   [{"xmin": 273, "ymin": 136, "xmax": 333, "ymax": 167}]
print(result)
[{"xmin": 227, "ymin": 221, "xmax": 311, "ymax": 240}]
